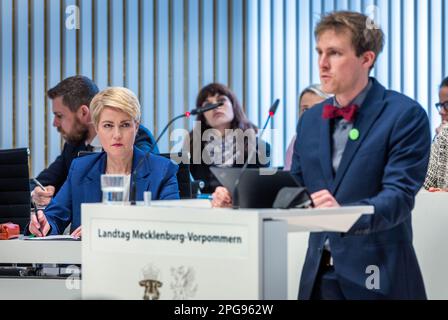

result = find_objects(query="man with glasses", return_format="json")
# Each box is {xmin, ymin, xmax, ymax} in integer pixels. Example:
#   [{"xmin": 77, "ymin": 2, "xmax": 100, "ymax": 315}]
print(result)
[{"xmin": 435, "ymin": 77, "xmax": 448, "ymax": 135}]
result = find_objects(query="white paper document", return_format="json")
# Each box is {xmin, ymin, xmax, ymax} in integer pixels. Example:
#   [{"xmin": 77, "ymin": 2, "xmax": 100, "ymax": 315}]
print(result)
[{"xmin": 23, "ymin": 235, "xmax": 80, "ymax": 241}]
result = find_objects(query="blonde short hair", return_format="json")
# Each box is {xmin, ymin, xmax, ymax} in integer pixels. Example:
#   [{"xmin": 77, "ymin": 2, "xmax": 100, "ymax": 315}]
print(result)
[{"xmin": 90, "ymin": 87, "xmax": 141, "ymax": 127}]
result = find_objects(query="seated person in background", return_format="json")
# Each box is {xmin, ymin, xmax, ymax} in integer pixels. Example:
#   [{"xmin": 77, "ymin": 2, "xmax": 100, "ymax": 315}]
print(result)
[
  {"xmin": 29, "ymin": 87, "xmax": 179, "ymax": 237},
  {"xmin": 284, "ymin": 84, "xmax": 331, "ymax": 170},
  {"xmin": 435, "ymin": 76, "xmax": 448, "ymax": 135},
  {"xmin": 424, "ymin": 124, "xmax": 448, "ymax": 191},
  {"xmin": 31, "ymin": 76, "xmax": 158, "ymax": 207},
  {"xmin": 183, "ymin": 83, "xmax": 270, "ymax": 196},
  {"xmin": 424, "ymin": 78, "xmax": 448, "ymax": 191}
]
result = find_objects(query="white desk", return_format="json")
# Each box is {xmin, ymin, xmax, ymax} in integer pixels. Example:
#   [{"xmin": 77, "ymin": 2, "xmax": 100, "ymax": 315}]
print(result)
[
  {"xmin": 0, "ymin": 239, "xmax": 81, "ymax": 300},
  {"xmin": 0, "ymin": 238, "xmax": 81, "ymax": 264},
  {"xmin": 412, "ymin": 191, "xmax": 448, "ymax": 299}
]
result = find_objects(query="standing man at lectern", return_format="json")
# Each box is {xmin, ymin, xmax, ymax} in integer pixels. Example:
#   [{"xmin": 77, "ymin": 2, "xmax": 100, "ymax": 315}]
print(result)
[{"xmin": 291, "ymin": 11, "xmax": 431, "ymax": 299}]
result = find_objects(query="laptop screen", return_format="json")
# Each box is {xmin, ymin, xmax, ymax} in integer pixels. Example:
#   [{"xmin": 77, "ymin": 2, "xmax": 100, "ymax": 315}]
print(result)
[{"xmin": 210, "ymin": 167, "xmax": 300, "ymax": 208}]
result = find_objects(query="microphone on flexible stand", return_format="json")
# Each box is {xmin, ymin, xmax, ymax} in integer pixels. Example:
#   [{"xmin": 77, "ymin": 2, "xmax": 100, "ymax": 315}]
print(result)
[
  {"xmin": 129, "ymin": 101, "xmax": 224, "ymax": 205},
  {"xmin": 232, "ymin": 99, "xmax": 280, "ymax": 208}
]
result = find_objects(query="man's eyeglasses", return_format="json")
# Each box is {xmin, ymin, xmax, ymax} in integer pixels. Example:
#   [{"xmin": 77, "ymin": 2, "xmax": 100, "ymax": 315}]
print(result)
[{"xmin": 435, "ymin": 101, "xmax": 448, "ymax": 113}]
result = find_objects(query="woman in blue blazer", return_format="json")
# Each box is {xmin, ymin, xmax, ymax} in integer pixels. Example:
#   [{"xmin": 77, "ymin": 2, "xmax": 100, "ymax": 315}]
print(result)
[{"xmin": 29, "ymin": 87, "xmax": 179, "ymax": 237}]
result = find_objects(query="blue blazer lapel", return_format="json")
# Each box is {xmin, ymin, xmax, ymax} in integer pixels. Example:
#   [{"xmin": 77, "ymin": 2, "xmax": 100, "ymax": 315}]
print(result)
[
  {"xmin": 331, "ymin": 79, "xmax": 387, "ymax": 194},
  {"xmin": 319, "ymin": 114, "xmax": 334, "ymax": 187},
  {"xmin": 132, "ymin": 148, "xmax": 151, "ymax": 201},
  {"xmin": 83, "ymin": 153, "xmax": 106, "ymax": 203}
]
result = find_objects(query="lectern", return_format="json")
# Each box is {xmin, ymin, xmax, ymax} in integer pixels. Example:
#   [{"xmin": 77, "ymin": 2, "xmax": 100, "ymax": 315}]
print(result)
[{"xmin": 81, "ymin": 201, "xmax": 373, "ymax": 300}]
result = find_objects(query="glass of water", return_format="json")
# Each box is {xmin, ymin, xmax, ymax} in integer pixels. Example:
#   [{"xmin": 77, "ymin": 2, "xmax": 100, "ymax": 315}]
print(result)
[
  {"xmin": 143, "ymin": 191, "xmax": 152, "ymax": 206},
  {"xmin": 101, "ymin": 174, "xmax": 126, "ymax": 204}
]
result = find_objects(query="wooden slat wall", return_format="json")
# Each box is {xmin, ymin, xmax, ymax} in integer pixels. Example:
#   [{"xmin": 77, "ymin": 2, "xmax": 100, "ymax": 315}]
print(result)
[{"xmin": 0, "ymin": 0, "xmax": 446, "ymax": 174}]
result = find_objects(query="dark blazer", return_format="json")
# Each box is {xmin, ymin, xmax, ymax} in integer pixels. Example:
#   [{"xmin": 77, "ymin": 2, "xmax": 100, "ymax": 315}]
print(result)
[
  {"xmin": 33, "ymin": 125, "xmax": 158, "ymax": 194},
  {"xmin": 291, "ymin": 78, "xmax": 431, "ymax": 299},
  {"xmin": 44, "ymin": 147, "xmax": 179, "ymax": 235}
]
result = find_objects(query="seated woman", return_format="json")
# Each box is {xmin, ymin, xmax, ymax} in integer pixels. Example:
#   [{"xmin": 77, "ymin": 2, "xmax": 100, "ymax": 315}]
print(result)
[
  {"xmin": 212, "ymin": 84, "xmax": 329, "ymax": 207},
  {"xmin": 184, "ymin": 83, "xmax": 270, "ymax": 196},
  {"xmin": 284, "ymin": 84, "xmax": 331, "ymax": 170},
  {"xmin": 424, "ymin": 124, "xmax": 448, "ymax": 192},
  {"xmin": 29, "ymin": 87, "xmax": 180, "ymax": 237}
]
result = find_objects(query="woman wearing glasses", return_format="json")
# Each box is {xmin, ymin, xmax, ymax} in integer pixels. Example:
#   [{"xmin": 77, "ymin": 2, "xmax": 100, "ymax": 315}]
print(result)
[
  {"xmin": 435, "ymin": 77, "xmax": 448, "ymax": 135},
  {"xmin": 424, "ymin": 77, "xmax": 448, "ymax": 191}
]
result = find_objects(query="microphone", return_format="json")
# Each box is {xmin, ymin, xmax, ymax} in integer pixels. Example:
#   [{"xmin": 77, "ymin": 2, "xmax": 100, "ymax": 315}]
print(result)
[
  {"xmin": 232, "ymin": 99, "xmax": 280, "ymax": 208},
  {"xmin": 259, "ymin": 99, "xmax": 280, "ymax": 140},
  {"xmin": 129, "ymin": 101, "xmax": 224, "ymax": 205},
  {"xmin": 189, "ymin": 102, "xmax": 223, "ymax": 116},
  {"xmin": 153, "ymin": 101, "xmax": 224, "ymax": 151}
]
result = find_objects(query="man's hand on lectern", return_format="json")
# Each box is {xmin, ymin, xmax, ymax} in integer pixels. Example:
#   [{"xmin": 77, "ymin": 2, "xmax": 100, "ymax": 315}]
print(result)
[
  {"xmin": 211, "ymin": 187, "xmax": 233, "ymax": 208},
  {"xmin": 311, "ymin": 190, "xmax": 340, "ymax": 208}
]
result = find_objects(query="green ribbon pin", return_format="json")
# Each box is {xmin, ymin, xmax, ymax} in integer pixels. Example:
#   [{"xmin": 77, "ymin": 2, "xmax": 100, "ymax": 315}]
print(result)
[{"xmin": 349, "ymin": 128, "xmax": 360, "ymax": 141}]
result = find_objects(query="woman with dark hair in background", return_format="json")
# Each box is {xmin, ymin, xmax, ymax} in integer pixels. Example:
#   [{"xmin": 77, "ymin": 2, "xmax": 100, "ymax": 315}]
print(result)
[{"xmin": 184, "ymin": 83, "xmax": 270, "ymax": 198}]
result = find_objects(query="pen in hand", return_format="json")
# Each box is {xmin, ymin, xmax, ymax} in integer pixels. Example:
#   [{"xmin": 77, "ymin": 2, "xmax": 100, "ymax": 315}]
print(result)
[
  {"xmin": 32, "ymin": 178, "xmax": 47, "ymax": 192},
  {"xmin": 31, "ymin": 203, "xmax": 43, "ymax": 237},
  {"xmin": 30, "ymin": 202, "xmax": 50, "ymax": 237}
]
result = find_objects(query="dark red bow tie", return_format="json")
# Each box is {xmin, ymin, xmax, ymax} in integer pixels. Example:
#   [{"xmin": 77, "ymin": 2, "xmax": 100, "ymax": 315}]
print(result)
[{"xmin": 322, "ymin": 104, "xmax": 358, "ymax": 122}]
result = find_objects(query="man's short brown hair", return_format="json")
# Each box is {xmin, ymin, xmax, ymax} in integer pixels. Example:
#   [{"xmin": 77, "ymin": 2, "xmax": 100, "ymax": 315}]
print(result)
[
  {"xmin": 47, "ymin": 75, "xmax": 99, "ymax": 112},
  {"xmin": 315, "ymin": 11, "xmax": 385, "ymax": 67}
]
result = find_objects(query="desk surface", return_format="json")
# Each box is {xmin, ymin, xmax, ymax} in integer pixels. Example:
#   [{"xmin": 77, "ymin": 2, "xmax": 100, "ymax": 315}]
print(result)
[{"xmin": 0, "ymin": 238, "xmax": 81, "ymax": 264}]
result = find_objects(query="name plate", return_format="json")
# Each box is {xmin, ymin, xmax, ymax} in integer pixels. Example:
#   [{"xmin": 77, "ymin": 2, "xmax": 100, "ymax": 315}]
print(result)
[{"xmin": 90, "ymin": 219, "xmax": 249, "ymax": 258}]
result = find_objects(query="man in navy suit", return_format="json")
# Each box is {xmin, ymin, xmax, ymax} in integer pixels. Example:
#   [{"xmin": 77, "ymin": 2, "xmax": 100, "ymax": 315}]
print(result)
[
  {"xmin": 31, "ymin": 76, "xmax": 159, "ymax": 206},
  {"xmin": 291, "ymin": 11, "xmax": 431, "ymax": 299}
]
